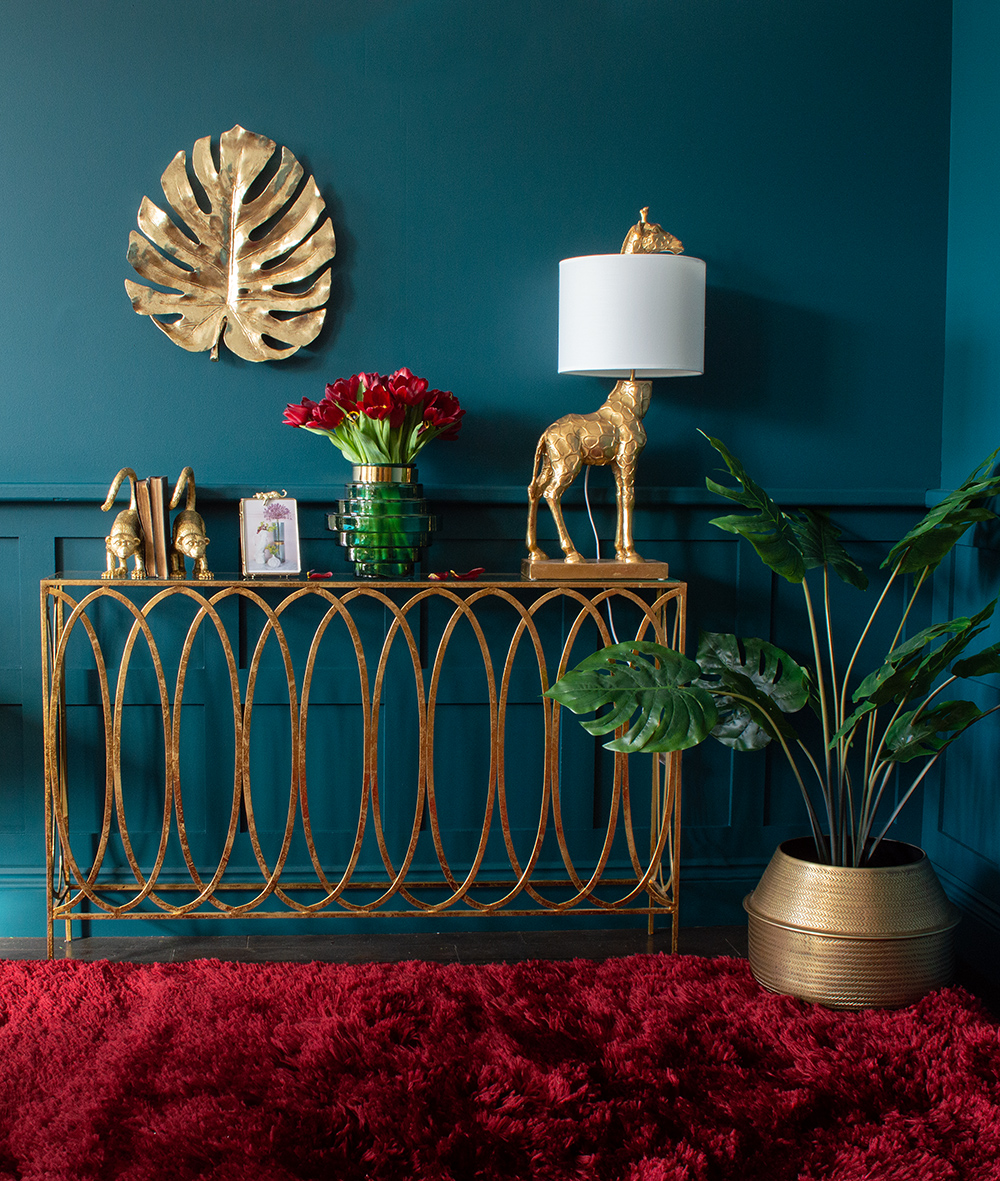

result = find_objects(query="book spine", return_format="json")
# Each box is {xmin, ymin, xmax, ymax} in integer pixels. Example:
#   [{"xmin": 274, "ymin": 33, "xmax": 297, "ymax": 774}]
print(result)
[
  {"xmin": 150, "ymin": 477, "xmax": 169, "ymax": 579},
  {"xmin": 135, "ymin": 480, "xmax": 156, "ymax": 575}
]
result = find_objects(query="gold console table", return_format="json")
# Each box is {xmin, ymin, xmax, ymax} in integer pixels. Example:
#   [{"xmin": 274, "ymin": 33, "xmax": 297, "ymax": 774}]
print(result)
[{"xmin": 41, "ymin": 575, "xmax": 686, "ymax": 958}]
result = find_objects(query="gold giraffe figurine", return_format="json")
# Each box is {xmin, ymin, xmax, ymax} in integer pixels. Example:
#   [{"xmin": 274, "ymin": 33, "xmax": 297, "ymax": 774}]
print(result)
[
  {"xmin": 168, "ymin": 467, "xmax": 213, "ymax": 580},
  {"xmin": 525, "ymin": 209, "xmax": 682, "ymax": 569},
  {"xmin": 620, "ymin": 206, "xmax": 684, "ymax": 256},
  {"xmin": 526, "ymin": 378, "xmax": 651, "ymax": 564},
  {"xmin": 101, "ymin": 468, "xmax": 147, "ymax": 580}
]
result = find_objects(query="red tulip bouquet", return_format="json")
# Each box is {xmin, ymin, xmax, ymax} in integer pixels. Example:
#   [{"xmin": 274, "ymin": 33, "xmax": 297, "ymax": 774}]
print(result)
[{"xmin": 283, "ymin": 368, "xmax": 464, "ymax": 465}]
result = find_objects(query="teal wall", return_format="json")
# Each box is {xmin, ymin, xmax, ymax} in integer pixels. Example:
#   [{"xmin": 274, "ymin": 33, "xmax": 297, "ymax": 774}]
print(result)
[
  {"xmin": 4, "ymin": 0, "xmax": 950, "ymax": 492},
  {"xmin": 944, "ymin": 0, "xmax": 1000, "ymax": 477},
  {"xmin": 2, "ymin": 0, "xmax": 972, "ymax": 941},
  {"xmin": 930, "ymin": 0, "xmax": 1000, "ymax": 978}
]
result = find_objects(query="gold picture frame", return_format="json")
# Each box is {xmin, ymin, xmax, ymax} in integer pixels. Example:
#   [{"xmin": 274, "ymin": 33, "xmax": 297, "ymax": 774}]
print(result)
[{"xmin": 239, "ymin": 494, "xmax": 301, "ymax": 576}]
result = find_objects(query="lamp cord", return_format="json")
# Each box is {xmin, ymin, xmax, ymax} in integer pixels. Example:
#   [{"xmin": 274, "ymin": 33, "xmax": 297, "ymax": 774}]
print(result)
[{"xmin": 583, "ymin": 466, "xmax": 619, "ymax": 644}]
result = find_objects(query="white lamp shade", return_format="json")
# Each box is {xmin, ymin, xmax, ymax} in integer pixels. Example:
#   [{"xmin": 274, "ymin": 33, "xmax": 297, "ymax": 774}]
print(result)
[{"xmin": 558, "ymin": 252, "xmax": 706, "ymax": 377}]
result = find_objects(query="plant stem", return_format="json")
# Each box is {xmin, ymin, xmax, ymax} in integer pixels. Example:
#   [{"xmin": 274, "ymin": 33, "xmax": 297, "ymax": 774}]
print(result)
[
  {"xmin": 888, "ymin": 566, "xmax": 929, "ymax": 655},
  {"xmin": 863, "ymin": 684, "xmax": 922, "ymax": 844},
  {"xmin": 716, "ymin": 688, "xmax": 829, "ymax": 861},
  {"xmin": 795, "ymin": 737, "xmax": 827, "ymax": 792},
  {"xmin": 780, "ymin": 736, "xmax": 829, "ymax": 861},
  {"xmin": 853, "ymin": 566, "xmax": 931, "ymax": 855},
  {"xmin": 823, "ymin": 566, "xmax": 840, "ymax": 729},
  {"xmin": 802, "ymin": 578, "xmax": 837, "ymax": 857},
  {"xmin": 866, "ymin": 676, "xmax": 958, "ymax": 796},
  {"xmin": 863, "ymin": 708, "xmax": 877, "ymax": 788},
  {"xmin": 868, "ymin": 695, "xmax": 911, "ymax": 785},
  {"xmin": 917, "ymin": 675, "xmax": 958, "ymax": 713},
  {"xmin": 839, "ymin": 563, "xmax": 900, "ymax": 722},
  {"xmin": 823, "ymin": 565, "xmax": 851, "ymax": 860},
  {"xmin": 867, "ymin": 701, "xmax": 1000, "ymax": 859},
  {"xmin": 842, "ymin": 766, "xmax": 858, "ymax": 865},
  {"xmin": 866, "ymin": 756, "xmax": 939, "ymax": 862},
  {"xmin": 858, "ymin": 761, "xmax": 896, "ymax": 852}
]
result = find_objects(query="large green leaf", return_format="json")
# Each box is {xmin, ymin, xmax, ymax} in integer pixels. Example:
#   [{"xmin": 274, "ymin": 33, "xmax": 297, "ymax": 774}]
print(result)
[
  {"xmin": 791, "ymin": 509, "xmax": 869, "ymax": 590},
  {"xmin": 700, "ymin": 433, "xmax": 806, "ymax": 584},
  {"xmin": 883, "ymin": 447, "xmax": 1000, "ymax": 574},
  {"xmin": 952, "ymin": 642, "xmax": 1000, "ymax": 679},
  {"xmin": 544, "ymin": 641, "xmax": 718, "ymax": 754},
  {"xmin": 883, "ymin": 699, "xmax": 985, "ymax": 763},
  {"xmin": 831, "ymin": 699, "xmax": 877, "ymax": 745},
  {"xmin": 852, "ymin": 618, "xmax": 972, "ymax": 702},
  {"xmin": 852, "ymin": 600, "xmax": 997, "ymax": 707},
  {"xmin": 696, "ymin": 632, "xmax": 809, "ymax": 750}
]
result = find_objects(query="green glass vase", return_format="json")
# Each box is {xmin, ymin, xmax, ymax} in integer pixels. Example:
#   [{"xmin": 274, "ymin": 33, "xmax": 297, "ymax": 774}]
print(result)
[{"xmin": 327, "ymin": 465, "xmax": 438, "ymax": 579}]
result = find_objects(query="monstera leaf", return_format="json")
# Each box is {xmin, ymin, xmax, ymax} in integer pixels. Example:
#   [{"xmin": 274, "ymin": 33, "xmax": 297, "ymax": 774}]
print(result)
[
  {"xmin": 543, "ymin": 641, "xmax": 718, "ymax": 754},
  {"xmin": 125, "ymin": 125, "xmax": 336, "ymax": 362},
  {"xmin": 696, "ymin": 632, "xmax": 810, "ymax": 750}
]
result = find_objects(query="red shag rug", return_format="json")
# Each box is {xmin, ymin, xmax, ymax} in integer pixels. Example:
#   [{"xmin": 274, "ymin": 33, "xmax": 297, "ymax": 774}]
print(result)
[{"xmin": 0, "ymin": 954, "xmax": 998, "ymax": 1180}]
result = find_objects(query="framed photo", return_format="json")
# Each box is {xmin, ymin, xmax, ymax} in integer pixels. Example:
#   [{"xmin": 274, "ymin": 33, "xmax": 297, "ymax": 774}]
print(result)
[{"xmin": 239, "ymin": 495, "xmax": 301, "ymax": 576}]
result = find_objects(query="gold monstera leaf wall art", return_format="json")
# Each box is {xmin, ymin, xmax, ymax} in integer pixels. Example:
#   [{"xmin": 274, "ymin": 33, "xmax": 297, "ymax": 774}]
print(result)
[{"xmin": 125, "ymin": 125, "xmax": 336, "ymax": 362}]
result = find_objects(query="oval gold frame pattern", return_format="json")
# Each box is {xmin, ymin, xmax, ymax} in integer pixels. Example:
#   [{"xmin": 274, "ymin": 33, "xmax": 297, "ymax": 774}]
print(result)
[{"xmin": 42, "ymin": 577, "xmax": 685, "ymax": 957}]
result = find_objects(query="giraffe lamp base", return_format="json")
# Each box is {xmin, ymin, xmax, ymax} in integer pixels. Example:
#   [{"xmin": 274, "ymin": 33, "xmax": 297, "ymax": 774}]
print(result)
[{"xmin": 521, "ymin": 557, "xmax": 670, "ymax": 581}]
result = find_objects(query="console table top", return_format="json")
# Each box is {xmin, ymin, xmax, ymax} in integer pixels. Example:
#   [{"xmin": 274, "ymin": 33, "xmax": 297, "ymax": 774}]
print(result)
[{"xmin": 42, "ymin": 572, "xmax": 685, "ymax": 589}]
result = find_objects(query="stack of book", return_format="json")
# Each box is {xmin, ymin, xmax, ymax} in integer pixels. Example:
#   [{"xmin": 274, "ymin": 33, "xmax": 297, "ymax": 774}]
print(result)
[{"xmin": 135, "ymin": 476, "xmax": 170, "ymax": 578}]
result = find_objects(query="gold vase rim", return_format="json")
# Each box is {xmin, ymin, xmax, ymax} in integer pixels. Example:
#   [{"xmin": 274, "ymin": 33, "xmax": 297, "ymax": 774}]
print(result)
[
  {"xmin": 776, "ymin": 837, "xmax": 926, "ymax": 871},
  {"xmin": 351, "ymin": 464, "xmax": 415, "ymax": 483}
]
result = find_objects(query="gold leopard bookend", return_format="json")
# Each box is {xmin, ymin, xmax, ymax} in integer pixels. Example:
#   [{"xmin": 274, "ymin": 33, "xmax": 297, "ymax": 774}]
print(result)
[
  {"xmin": 101, "ymin": 468, "xmax": 147, "ymax": 580},
  {"xmin": 168, "ymin": 467, "xmax": 212, "ymax": 580}
]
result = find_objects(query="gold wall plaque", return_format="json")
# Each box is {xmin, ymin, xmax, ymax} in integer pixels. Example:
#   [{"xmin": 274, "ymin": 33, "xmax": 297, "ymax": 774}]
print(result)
[{"xmin": 125, "ymin": 124, "xmax": 336, "ymax": 362}]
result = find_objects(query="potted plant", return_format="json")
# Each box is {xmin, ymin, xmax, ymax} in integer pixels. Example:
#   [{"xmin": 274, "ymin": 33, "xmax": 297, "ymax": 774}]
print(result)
[{"xmin": 546, "ymin": 433, "xmax": 1000, "ymax": 1007}]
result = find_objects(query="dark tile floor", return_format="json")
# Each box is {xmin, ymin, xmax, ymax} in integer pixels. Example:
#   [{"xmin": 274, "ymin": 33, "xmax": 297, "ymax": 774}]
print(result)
[{"xmin": 0, "ymin": 926, "xmax": 749, "ymax": 964}]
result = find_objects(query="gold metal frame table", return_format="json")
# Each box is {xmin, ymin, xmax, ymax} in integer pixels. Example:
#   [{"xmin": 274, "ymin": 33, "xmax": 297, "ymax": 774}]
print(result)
[{"xmin": 41, "ymin": 575, "xmax": 686, "ymax": 958}]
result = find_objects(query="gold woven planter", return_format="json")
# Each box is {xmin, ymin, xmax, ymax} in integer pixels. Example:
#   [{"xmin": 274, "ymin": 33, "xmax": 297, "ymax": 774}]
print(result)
[{"xmin": 744, "ymin": 838, "xmax": 960, "ymax": 1010}]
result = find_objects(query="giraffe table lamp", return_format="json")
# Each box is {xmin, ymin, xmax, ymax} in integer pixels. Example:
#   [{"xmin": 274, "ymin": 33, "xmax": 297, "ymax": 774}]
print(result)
[{"xmin": 523, "ymin": 209, "xmax": 705, "ymax": 579}]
